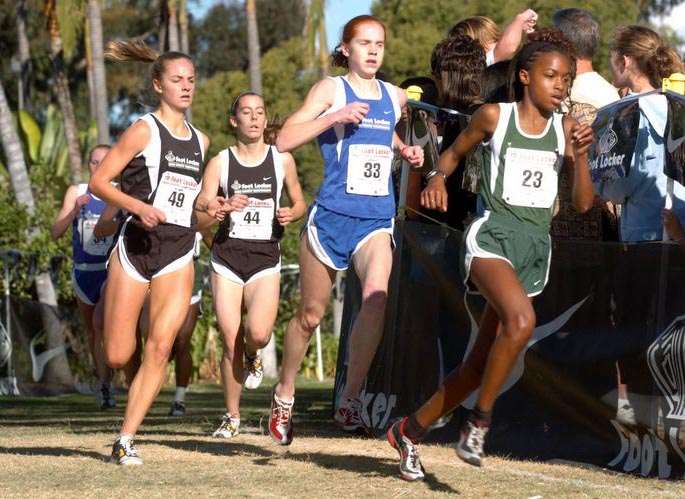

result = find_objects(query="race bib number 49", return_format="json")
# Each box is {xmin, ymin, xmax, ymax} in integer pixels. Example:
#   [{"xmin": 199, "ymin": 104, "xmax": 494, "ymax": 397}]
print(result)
[
  {"xmin": 153, "ymin": 171, "xmax": 200, "ymax": 227},
  {"xmin": 502, "ymin": 147, "xmax": 559, "ymax": 209},
  {"xmin": 230, "ymin": 197, "xmax": 274, "ymax": 240},
  {"xmin": 346, "ymin": 144, "xmax": 392, "ymax": 196}
]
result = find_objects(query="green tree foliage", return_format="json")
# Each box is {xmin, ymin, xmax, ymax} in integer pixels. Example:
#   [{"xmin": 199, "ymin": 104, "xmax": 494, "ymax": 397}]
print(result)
[
  {"xmin": 372, "ymin": 0, "xmax": 661, "ymax": 84},
  {"xmin": 0, "ymin": 2, "xmax": 61, "ymax": 115},
  {"xmin": 192, "ymin": 37, "xmax": 325, "ymax": 197},
  {"xmin": 0, "ymin": 158, "xmax": 72, "ymax": 301},
  {"xmin": 192, "ymin": 0, "xmax": 306, "ymax": 78},
  {"xmin": 191, "ymin": 69, "xmax": 249, "ymax": 156}
]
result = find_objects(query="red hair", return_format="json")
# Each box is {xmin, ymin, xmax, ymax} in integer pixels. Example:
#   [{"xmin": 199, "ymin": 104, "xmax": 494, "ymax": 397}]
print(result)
[{"xmin": 331, "ymin": 15, "xmax": 386, "ymax": 68}]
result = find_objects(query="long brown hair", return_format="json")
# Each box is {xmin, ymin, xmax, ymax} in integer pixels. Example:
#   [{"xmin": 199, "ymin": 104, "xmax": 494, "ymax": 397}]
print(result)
[
  {"xmin": 610, "ymin": 25, "xmax": 683, "ymax": 89},
  {"xmin": 430, "ymin": 36, "xmax": 485, "ymax": 111},
  {"xmin": 448, "ymin": 16, "xmax": 501, "ymax": 45},
  {"xmin": 105, "ymin": 40, "xmax": 194, "ymax": 107}
]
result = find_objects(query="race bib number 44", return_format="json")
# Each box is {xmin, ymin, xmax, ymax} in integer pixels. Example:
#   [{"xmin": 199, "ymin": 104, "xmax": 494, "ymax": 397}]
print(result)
[
  {"xmin": 346, "ymin": 144, "xmax": 392, "ymax": 196},
  {"xmin": 153, "ymin": 171, "xmax": 200, "ymax": 227},
  {"xmin": 230, "ymin": 197, "xmax": 274, "ymax": 240},
  {"xmin": 502, "ymin": 147, "xmax": 560, "ymax": 209}
]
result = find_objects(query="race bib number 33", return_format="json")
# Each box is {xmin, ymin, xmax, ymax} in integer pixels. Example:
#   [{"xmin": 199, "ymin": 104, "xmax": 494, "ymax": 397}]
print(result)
[
  {"xmin": 346, "ymin": 144, "xmax": 392, "ymax": 196},
  {"xmin": 153, "ymin": 171, "xmax": 200, "ymax": 227},
  {"xmin": 502, "ymin": 147, "xmax": 559, "ymax": 209}
]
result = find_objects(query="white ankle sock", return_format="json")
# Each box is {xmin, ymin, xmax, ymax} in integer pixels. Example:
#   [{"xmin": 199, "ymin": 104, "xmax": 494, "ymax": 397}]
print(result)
[
  {"xmin": 119, "ymin": 433, "xmax": 134, "ymax": 444},
  {"xmin": 174, "ymin": 387, "xmax": 187, "ymax": 403}
]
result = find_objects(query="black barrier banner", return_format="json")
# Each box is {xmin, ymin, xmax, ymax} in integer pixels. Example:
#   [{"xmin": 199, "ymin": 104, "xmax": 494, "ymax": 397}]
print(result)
[
  {"xmin": 334, "ymin": 220, "xmax": 685, "ymax": 478},
  {"xmin": 589, "ymin": 97, "xmax": 640, "ymax": 183},
  {"xmin": 664, "ymin": 91, "xmax": 685, "ymax": 186},
  {"xmin": 1, "ymin": 296, "xmax": 91, "ymax": 395},
  {"xmin": 404, "ymin": 100, "xmax": 470, "ymax": 175}
]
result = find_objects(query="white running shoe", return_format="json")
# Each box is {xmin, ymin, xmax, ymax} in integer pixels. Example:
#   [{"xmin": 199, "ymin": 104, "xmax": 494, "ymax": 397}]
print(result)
[
  {"xmin": 456, "ymin": 420, "xmax": 489, "ymax": 467},
  {"xmin": 616, "ymin": 402, "xmax": 637, "ymax": 426},
  {"xmin": 243, "ymin": 353, "xmax": 264, "ymax": 390},
  {"xmin": 387, "ymin": 418, "xmax": 425, "ymax": 481},
  {"xmin": 212, "ymin": 413, "xmax": 240, "ymax": 439},
  {"xmin": 334, "ymin": 397, "xmax": 364, "ymax": 432}
]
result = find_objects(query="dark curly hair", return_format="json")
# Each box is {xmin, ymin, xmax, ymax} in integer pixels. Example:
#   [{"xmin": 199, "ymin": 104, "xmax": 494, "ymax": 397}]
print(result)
[
  {"xmin": 430, "ymin": 36, "xmax": 486, "ymax": 111},
  {"xmin": 509, "ymin": 28, "xmax": 577, "ymax": 102}
]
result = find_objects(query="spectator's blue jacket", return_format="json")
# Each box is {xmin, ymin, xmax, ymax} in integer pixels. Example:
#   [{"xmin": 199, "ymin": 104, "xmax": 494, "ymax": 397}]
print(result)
[{"xmin": 595, "ymin": 93, "xmax": 685, "ymax": 242}]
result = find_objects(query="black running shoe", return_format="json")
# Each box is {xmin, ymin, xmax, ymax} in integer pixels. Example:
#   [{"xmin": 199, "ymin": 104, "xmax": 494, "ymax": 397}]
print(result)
[
  {"xmin": 97, "ymin": 385, "xmax": 116, "ymax": 410},
  {"xmin": 110, "ymin": 436, "xmax": 143, "ymax": 466},
  {"xmin": 168, "ymin": 401, "xmax": 186, "ymax": 416}
]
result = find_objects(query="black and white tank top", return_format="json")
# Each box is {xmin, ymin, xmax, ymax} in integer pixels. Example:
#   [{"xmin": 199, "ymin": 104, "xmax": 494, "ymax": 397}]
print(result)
[
  {"xmin": 121, "ymin": 113, "xmax": 204, "ymax": 228},
  {"xmin": 218, "ymin": 145, "xmax": 284, "ymax": 242}
]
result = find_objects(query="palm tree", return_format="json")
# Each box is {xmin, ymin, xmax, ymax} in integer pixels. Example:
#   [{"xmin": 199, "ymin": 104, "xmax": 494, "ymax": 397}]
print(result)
[
  {"xmin": 303, "ymin": 0, "xmax": 329, "ymax": 77},
  {"xmin": 245, "ymin": 0, "xmax": 262, "ymax": 94},
  {"xmin": 85, "ymin": 17, "xmax": 97, "ymax": 123},
  {"xmin": 0, "ymin": 79, "xmax": 74, "ymax": 386},
  {"xmin": 44, "ymin": 0, "xmax": 84, "ymax": 184},
  {"xmin": 245, "ymin": 0, "xmax": 273, "ymax": 372},
  {"xmin": 178, "ymin": 0, "xmax": 191, "ymax": 120},
  {"xmin": 179, "ymin": 0, "xmax": 189, "ymax": 55},
  {"xmin": 87, "ymin": 0, "xmax": 110, "ymax": 144},
  {"xmin": 167, "ymin": 0, "xmax": 180, "ymax": 52},
  {"xmin": 0, "ymin": 82, "xmax": 34, "ymax": 210},
  {"xmin": 16, "ymin": 0, "xmax": 31, "ymax": 111},
  {"xmin": 158, "ymin": 0, "xmax": 168, "ymax": 52}
]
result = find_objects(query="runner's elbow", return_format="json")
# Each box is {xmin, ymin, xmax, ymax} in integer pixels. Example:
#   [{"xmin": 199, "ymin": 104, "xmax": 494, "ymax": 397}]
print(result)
[
  {"xmin": 276, "ymin": 132, "xmax": 296, "ymax": 153},
  {"xmin": 89, "ymin": 178, "xmax": 102, "ymax": 198},
  {"xmin": 573, "ymin": 196, "xmax": 593, "ymax": 214}
]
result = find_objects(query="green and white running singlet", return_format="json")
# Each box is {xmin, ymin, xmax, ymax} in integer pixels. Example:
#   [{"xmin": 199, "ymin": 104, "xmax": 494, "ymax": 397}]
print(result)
[{"xmin": 461, "ymin": 102, "xmax": 565, "ymax": 297}]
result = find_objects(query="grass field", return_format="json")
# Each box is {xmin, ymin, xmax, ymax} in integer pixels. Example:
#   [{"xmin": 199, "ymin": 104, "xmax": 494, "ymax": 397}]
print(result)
[{"xmin": 2, "ymin": 381, "xmax": 685, "ymax": 498}]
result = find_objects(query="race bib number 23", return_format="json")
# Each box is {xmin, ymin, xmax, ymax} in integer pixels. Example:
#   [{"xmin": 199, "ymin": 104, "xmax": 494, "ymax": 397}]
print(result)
[{"xmin": 502, "ymin": 147, "xmax": 560, "ymax": 209}]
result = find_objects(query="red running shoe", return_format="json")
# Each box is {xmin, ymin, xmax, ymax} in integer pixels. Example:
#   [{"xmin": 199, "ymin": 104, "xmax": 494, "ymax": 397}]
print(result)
[
  {"xmin": 334, "ymin": 397, "xmax": 364, "ymax": 432},
  {"xmin": 269, "ymin": 386, "xmax": 293, "ymax": 445}
]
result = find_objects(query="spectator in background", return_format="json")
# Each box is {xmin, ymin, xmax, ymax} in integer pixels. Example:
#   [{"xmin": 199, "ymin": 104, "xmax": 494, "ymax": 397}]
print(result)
[
  {"xmin": 448, "ymin": 10, "xmax": 537, "ymax": 66},
  {"xmin": 396, "ymin": 76, "xmax": 439, "ymax": 220},
  {"xmin": 425, "ymin": 35, "xmax": 487, "ymax": 230},
  {"xmin": 597, "ymin": 25, "xmax": 685, "ymax": 242},
  {"xmin": 597, "ymin": 25, "xmax": 685, "ymax": 427},
  {"xmin": 553, "ymin": 8, "xmax": 619, "ymax": 125},
  {"xmin": 482, "ymin": 61, "xmax": 511, "ymax": 103},
  {"xmin": 551, "ymin": 9, "xmax": 621, "ymax": 240}
]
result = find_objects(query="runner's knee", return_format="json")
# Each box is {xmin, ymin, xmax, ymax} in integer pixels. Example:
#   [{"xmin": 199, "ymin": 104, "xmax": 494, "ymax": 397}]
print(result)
[
  {"xmin": 145, "ymin": 337, "xmax": 175, "ymax": 365},
  {"xmin": 297, "ymin": 306, "xmax": 325, "ymax": 334},
  {"xmin": 502, "ymin": 308, "xmax": 535, "ymax": 346},
  {"xmin": 361, "ymin": 288, "xmax": 388, "ymax": 314},
  {"xmin": 247, "ymin": 329, "xmax": 272, "ymax": 350},
  {"xmin": 106, "ymin": 346, "xmax": 133, "ymax": 369}
]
